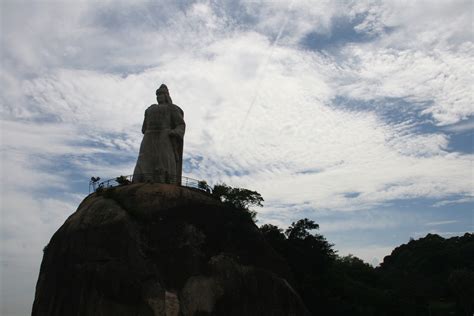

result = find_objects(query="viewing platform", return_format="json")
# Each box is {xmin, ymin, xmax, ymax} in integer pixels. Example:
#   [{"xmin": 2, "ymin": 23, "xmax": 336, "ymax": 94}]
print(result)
[{"xmin": 89, "ymin": 172, "xmax": 212, "ymax": 194}]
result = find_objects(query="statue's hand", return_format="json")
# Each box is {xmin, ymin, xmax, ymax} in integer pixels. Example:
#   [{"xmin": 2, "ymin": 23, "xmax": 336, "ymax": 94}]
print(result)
[{"xmin": 169, "ymin": 130, "xmax": 179, "ymax": 138}]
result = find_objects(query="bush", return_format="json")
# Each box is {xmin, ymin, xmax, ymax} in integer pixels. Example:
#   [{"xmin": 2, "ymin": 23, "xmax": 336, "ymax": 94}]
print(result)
[
  {"xmin": 116, "ymin": 175, "xmax": 131, "ymax": 185},
  {"xmin": 212, "ymin": 183, "xmax": 263, "ymax": 223},
  {"xmin": 95, "ymin": 184, "xmax": 104, "ymax": 194},
  {"xmin": 198, "ymin": 180, "xmax": 210, "ymax": 192}
]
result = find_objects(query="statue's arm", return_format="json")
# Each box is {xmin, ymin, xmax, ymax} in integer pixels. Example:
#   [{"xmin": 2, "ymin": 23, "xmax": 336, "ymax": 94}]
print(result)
[
  {"xmin": 141, "ymin": 111, "xmax": 148, "ymax": 134},
  {"xmin": 170, "ymin": 106, "xmax": 185, "ymax": 139}
]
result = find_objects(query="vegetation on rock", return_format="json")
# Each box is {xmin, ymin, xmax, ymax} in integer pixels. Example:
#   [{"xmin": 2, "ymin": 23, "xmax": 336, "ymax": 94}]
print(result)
[
  {"xmin": 33, "ymin": 184, "xmax": 308, "ymax": 316},
  {"xmin": 115, "ymin": 175, "xmax": 131, "ymax": 185},
  {"xmin": 211, "ymin": 183, "xmax": 263, "ymax": 223}
]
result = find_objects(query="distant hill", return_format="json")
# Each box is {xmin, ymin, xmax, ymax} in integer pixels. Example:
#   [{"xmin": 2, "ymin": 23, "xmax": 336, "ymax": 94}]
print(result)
[
  {"xmin": 261, "ymin": 221, "xmax": 473, "ymax": 316},
  {"xmin": 377, "ymin": 233, "xmax": 474, "ymax": 316}
]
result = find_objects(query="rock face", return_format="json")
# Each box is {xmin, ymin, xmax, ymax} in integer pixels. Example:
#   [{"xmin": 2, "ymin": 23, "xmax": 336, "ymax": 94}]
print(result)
[{"xmin": 32, "ymin": 183, "xmax": 309, "ymax": 316}]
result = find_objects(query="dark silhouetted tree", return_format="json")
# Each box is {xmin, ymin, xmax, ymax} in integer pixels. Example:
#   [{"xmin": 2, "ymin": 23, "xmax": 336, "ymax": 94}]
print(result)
[
  {"xmin": 116, "ymin": 175, "xmax": 131, "ymax": 185},
  {"xmin": 448, "ymin": 269, "xmax": 474, "ymax": 315},
  {"xmin": 212, "ymin": 183, "xmax": 263, "ymax": 222},
  {"xmin": 285, "ymin": 218, "xmax": 319, "ymax": 240},
  {"xmin": 260, "ymin": 221, "xmax": 473, "ymax": 316},
  {"xmin": 197, "ymin": 180, "xmax": 210, "ymax": 192}
]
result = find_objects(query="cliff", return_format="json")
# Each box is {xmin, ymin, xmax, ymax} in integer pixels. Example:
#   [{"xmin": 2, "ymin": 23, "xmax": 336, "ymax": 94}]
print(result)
[{"xmin": 32, "ymin": 183, "xmax": 309, "ymax": 316}]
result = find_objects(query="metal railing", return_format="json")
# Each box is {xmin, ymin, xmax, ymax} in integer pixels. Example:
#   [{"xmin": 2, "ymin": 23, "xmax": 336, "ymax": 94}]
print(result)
[{"xmin": 89, "ymin": 172, "xmax": 212, "ymax": 194}]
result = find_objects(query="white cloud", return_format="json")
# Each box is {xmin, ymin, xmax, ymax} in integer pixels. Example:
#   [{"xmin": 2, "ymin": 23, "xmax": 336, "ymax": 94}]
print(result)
[
  {"xmin": 335, "ymin": 0, "xmax": 473, "ymax": 126},
  {"xmin": 0, "ymin": 190, "xmax": 79, "ymax": 316},
  {"xmin": 338, "ymin": 45, "xmax": 473, "ymax": 125},
  {"xmin": 5, "ymin": 13, "xmax": 471, "ymax": 211},
  {"xmin": 242, "ymin": 0, "xmax": 336, "ymax": 43},
  {"xmin": 318, "ymin": 215, "xmax": 399, "ymax": 233}
]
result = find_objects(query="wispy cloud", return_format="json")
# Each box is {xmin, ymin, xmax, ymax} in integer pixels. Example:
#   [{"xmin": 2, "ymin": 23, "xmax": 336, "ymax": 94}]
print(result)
[
  {"xmin": 433, "ymin": 197, "xmax": 474, "ymax": 207},
  {"xmin": 442, "ymin": 120, "xmax": 474, "ymax": 133},
  {"xmin": 425, "ymin": 220, "xmax": 459, "ymax": 226}
]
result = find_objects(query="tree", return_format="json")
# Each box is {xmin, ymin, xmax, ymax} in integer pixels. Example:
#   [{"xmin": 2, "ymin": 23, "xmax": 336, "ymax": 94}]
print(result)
[
  {"xmin": 212, "ymin": 183, "xmax": 263, "ymax": 222},
  {"xmin": 260, "ymin": 224, "xmax": 286, "ymax": 242},
  {"xmin": 284, "ymin": 218, "xmax": 336, "ymax": 264},
  {"xmin": 260, "ymin": 222, "xmax": 473, "ymax": 316},
  {"xmin": 448, "ymin": 269, "xmax": 474, "ymax": 315},
  {"xmin": 336, "ymin": 255, "xmax": 378, "ymax": 286},
  {"xmin": 198, "ymin": 180, "xmax": 209, "ymax": 191},
  {"xmin": 285, "ymin": 218, "xmax": 319, "ymax": 240},
  {"xmin": 261, "ymin": 218, "xmax": 337, "ymax": 314}
]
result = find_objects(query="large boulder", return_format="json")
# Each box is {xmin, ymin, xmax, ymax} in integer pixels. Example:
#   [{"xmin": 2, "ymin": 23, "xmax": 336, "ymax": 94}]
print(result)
[{"xmin": 32, "ymin": 183, "xmax": 309, "ymax": 316}]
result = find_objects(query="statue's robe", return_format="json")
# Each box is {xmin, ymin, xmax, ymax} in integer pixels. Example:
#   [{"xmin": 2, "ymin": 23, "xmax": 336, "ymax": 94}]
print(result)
[{"xmin": 132, "ymin": 102, "xmax": 185, "ymax": 184}]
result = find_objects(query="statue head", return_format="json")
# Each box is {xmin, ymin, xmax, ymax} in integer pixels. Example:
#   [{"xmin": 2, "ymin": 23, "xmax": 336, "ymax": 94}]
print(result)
[{"xmin": 156, "ymin": 84, "xmax": 173, "ymax": 104}]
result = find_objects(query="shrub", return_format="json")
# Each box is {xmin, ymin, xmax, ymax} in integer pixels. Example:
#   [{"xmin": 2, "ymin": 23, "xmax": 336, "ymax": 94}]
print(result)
[
  {"xmin": 211, "ymin": 183, "xmax": 263, "ymax": 223},
  {"xmin": 116, "ymin": 175, "xmax": 131, "ymax": 185},
  {"xmin": 198, "ymin": 180, "xmax": 208, "ymax": 190}
]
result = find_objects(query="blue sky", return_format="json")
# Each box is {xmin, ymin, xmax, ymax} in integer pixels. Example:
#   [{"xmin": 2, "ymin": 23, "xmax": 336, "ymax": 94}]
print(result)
[{"xmin": 1, "ymin": 0, "xmax": 473, "ymax": 315}]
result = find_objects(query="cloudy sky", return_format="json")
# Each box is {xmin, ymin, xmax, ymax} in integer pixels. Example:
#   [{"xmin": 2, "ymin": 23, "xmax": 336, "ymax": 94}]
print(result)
[{"xmin": 1, "ymin": 0, "xmax": 473, "ymax": 314}]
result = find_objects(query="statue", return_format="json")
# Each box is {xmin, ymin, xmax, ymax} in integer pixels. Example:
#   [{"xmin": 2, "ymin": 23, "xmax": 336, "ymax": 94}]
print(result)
[{"xmin": 132, "ymin": 84, "xmax": 186, "ymax": 184}]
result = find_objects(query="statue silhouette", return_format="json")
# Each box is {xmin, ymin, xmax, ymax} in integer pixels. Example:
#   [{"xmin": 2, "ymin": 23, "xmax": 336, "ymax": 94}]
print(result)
[{"xmin": 133, "ymin": 84, "xmax": 185, "ymax": 184}]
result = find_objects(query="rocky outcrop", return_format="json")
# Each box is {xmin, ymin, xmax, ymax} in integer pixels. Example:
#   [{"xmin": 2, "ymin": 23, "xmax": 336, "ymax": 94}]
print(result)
[{"xmin": 32, "ymin": 183, "xmax": 309, "ymax": 316}]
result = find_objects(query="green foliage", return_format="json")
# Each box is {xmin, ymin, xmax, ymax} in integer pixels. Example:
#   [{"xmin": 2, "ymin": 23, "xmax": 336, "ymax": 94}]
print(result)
[
  {"xmin": 260, "ymin": 219, "xmax": 339, "ymax": 314},
  {"xmin": 211, "ymin": 183, "xmax": 263, "ymax": 222},
  {"xmin": 374, "ymin": 233, "xmax": 474, "ymax": 315},
  {"xmin": 260, "ymin": 224, "xmax": 286, "ymax": 242},
  {"xmin": 260, "ymin": 222, "xmax": 473, "ymax": 316},
  {"xmin": 95, "ymin": 184, "xmax": 104, "ymax": 194},
  {"xmin": 335, "ymin": 255, "xmax": 379, "ymax": 287},
  {"xmin": 285, "ymin": 218, "xmax": 319, "ymax": 240},
  {"xmin": 197, "ymin": 180, "xmax": 210, "ymax": 192},
  {"xmin": 448, "ymin": 269, "xmax": 474, "ymax": 314}
]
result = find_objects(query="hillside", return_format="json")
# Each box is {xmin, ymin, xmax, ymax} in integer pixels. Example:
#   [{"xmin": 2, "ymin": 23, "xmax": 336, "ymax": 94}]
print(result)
[{"xmin": 32, "ymin": 183, "xmax": 309, "ymax": 316}]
